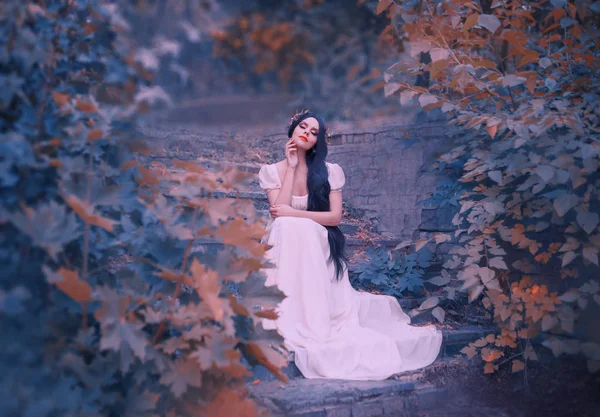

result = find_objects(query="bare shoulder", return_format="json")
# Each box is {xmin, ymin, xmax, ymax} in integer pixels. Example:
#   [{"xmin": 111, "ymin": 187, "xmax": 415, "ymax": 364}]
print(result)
[{"xmin": 274, "ymin": 160, "xmax": 287, "ymax": 169}]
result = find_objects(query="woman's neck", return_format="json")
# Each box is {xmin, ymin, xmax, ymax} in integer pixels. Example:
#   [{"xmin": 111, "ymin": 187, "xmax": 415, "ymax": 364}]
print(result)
[{"xmin": 296, "ymin": 149, "xmax": 308, "ymax": 169}]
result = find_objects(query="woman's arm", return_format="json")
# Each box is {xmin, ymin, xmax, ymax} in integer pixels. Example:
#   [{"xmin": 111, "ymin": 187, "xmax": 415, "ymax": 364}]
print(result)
[
  {"xmin": 272, "ymin": 165, "xmax": 296, "ymax": 206},
  {"xmin": 270, "ymin": 191, "xmax": 343, "ymax": 227}
]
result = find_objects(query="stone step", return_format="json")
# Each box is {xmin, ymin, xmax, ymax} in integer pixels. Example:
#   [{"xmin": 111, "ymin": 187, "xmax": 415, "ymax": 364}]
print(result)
[
  {"xmin": 210, "ymin": 190, "xmax": 270, "ymax": 210},
  {"xmin": 246, "ymin": 330, "xmax": 491, "ymax": 417},
  {"xmin": 249, "ymin": 375, "xmax": 449, "ymax": 417},
  {"xmin": 153, "ymin": 159, "xmax": 394, "ymax": 243},
  {"xmin": 200, "ymin": 190, "xmax": 399, "ymax": 247},
  {"xmin": 146, "ymin": 156, "xmax": 262, "ymax": 174}
]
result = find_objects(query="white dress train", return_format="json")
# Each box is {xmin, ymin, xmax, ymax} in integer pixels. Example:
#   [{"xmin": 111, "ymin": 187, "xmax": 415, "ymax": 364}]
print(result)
[{"xmin": 258, "ymin": 162, "xmax": 443, "ymax": 380}]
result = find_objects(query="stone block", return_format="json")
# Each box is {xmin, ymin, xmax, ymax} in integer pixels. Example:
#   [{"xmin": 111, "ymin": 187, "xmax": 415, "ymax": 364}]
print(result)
[
  {"xmin": 416, "ymin": 386, "xmax": 449, "ymax": 410},
  {"xmin": 350, "ymin": 400, "xmax": 384, "ymax": 417},
  {"xmin": 325, "ymin": 406, "xmax": 352, "ymax": 417},
  {"xmin": 330, "ymin": 136, "xmax": 343, "ymax": 146},
  {"xmin": 380, "ymin": 396, "xmax": 408, "ymax": 416},
  {"xmin": 403, "ymin": 394, "xmax": 419, "ymax": 417}
]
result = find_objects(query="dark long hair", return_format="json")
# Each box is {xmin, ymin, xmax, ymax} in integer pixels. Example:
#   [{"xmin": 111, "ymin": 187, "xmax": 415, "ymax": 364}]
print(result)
[{"xmin": 287, "ymin": 112, "xmax": 348, "ymax": 281}]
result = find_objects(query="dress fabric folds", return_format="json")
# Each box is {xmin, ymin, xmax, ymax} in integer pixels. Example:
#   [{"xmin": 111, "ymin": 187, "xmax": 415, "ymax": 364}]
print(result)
[{"xmin": 257, "ymin": 162, "xmax": 443, "ymax": 380}]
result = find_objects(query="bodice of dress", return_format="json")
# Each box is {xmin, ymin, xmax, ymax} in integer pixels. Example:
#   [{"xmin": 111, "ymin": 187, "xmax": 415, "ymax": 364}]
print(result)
[
  {"xmin": 291, "ymin": 194, "xmax": 309, "ymax": 211},
  {"xmin": 258, "ymin": 162, "xmax": 346, "ymax": 208}
]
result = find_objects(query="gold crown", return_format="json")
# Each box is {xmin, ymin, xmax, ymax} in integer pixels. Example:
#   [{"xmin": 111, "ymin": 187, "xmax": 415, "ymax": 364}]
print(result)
[{"xmin": 287, "ymin": 108, "xmax": 332, "ymax": 140}]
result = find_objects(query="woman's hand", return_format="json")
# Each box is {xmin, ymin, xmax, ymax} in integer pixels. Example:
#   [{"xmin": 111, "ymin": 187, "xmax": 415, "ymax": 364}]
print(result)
[
  {"xmin": 269, "ymin": 204, "xmax": 295, "ymax": 218},
  {"xmin": 285, "ymin": 138, "xmax": 298, "ymax": 169}
]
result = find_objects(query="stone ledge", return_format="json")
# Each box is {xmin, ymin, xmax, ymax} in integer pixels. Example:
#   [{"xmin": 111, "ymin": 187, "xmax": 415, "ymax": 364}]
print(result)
[
  {"xmin": 147, "ymin": 158, "xmax": 262, "ymax": 173},
  {"xmin": 249, "ymin": 377, "xmax": 417, "ymax": 416},
  {"xmin": 249, "ymin": 377, "xmax": 450, "ymax": 417},
  {"xmin": 345, "ymin": 237, "xmax": 401, "ymax": 247},
  {"xmin": 211, "ymin": 189, "xmax": 267, "ymax": 200},
  {"xmin": 139, "ymin": 113, "xmax": 440, "ymax": 143}
]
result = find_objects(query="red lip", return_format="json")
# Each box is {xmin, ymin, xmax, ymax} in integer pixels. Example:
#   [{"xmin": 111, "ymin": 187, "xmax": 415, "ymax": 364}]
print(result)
[{"xmin": 300, "ymin": 135, "xmax": 308, "ymax": 142}]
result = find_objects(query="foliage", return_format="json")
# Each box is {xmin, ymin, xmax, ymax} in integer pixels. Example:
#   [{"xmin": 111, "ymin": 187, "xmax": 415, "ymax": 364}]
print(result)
[
  {"xmin": 351, "ymin": 245, "xmax": 433, "ymax": 296},
  {"xmin": 114, "ymin": 0, "xmax": 222, "ymax": 100},
  {"xmin": 211, "ymin": 0, "xmax": 399, "ymax": 119},
  {"xmin": 379, "ymin": 0, "xmax": 600, "ymax": 375},
  {"xmin": 0, "ymin": 1, "xmax": 285, "ymax": 416}
]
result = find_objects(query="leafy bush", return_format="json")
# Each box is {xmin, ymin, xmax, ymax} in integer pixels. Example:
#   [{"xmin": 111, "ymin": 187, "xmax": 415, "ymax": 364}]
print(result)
[
  {"xmin": 379, "ymin": 0, "xmax": 600, "ymax": 375},
  {"xmin": 0, "ymin": 1, "xmax": 284, "ymax": 415},
  {"xmin": 351, "ymin": 245, "xmax": 433, "ymax": 296}
]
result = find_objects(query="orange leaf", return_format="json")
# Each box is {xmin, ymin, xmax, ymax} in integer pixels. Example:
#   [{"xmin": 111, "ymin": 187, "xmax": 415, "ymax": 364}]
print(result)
[
  {"xmin": 84, "ymin": 23, "xmax": 97, "ymax": 35},
  {"xmin": 543, "ymin": 22, "xmax": 560, "ymax": 34},
  {"xmin": 254, "ymin": 309, "xmax": 279, "ymax": 320},
  {"xmin": 423, "ymin": 100, "xmax": 445, "ymax": 111},
  {"xmin": 227, "ymin": 293, "xmax": 250, "ymax": 317},
  {"xmin": 525, "ymin": 75, "xmax": 537, "ymax": 94},
  {"xmin": 430, "ymin": 59, "xmax": 450, "ymax": 79},
  {"xmin": 411, "ymin": 86, "xmax": 429, "ymax": 93},
  {"xmin": 200, "ymin": 388, "xmax": 261, "ymax": 417},
  {"xmin": 518, "ymin": 50, "xmax": 539, "ymax": 68},
  {"xmin": 55, "ymin": 267, "xmax": 92, "ymax": 303},
  {"xmin": 136, "ymin": 166, "xmax": 161, "ymax": 187},
  {"xmin": 481, "ymin": 348, "xmax": 504, "ymax": 362},
  {"xmin": 245, "ymin": 342, "xmax": 288, "ymax": 382},
  {"xmin": 190, "ymin": 259, "xmax": 223, "ymax": 321},
  {"xmin": 464, "ymin": 13, "xmax": 480, "ymax": 31},
  {"xmin": 87, "ymin": 129, "xmax": 103, "ymax": 141},
  {"xmin": 220, "ymin": 363, "xmax": 252, "ymax": 379},
  {"xmin": 76, "ymin": 99, "xmax": 97, "ymax": 113},
  {"xmin": 64, "ymin": 194, "xmax": 116, "ymax": 232},
  {"xmin": 215, "ymin": 218, "xmax": 268, "ymax": 257},
  {"xmin": 512, "ymin": 359, "xmax": 525, "ymax": 373},
  {"xmin": 121, "ymin": 160, "xmax": 138, "ymax": 171},
  {"xmin": 461, "ymin": 345, "xmax": 478, "ymax": 359},
  {"xmin": 347, "ymin": 64, "xmax": 362, "ymax": 80},
  {"xmin": 477, "ymin": 59, "xmax": 497, "ymax": 69},
  {"xmin": 154, "ymin": 267, "xmax": 194, "ymax": 287},
  {"xmin": 486, "ymin": 124, "xmax": 498, "ymax": 138},
  {"xmin": 53, "ymin": 91, "xmax": 69, "ymax": 107},
  {"xmin": 484, "ymin": 363, "xmax": 496, "ymax": 374},
  {"xmin": 370, "ymin": 80, "xmax": 386, "ymax": 92},
  {"xmin": 376, "ymin": 0, "xmax": 392, "ymax": 15}
]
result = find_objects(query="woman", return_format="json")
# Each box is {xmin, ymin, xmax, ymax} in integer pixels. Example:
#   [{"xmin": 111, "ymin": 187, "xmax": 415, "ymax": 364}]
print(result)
[{"xmin": 258, "ymin": 109, "xmax": 443, "ymax": 380}]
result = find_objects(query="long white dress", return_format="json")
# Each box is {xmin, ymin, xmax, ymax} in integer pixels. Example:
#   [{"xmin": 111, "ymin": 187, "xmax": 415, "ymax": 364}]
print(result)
[{"xmin": 258, "ymin": 162, "xmax": 443, "ymax": 381}]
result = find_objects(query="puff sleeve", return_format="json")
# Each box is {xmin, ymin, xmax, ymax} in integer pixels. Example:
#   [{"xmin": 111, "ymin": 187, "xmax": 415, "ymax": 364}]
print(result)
[
  {"xmin": 327, "ymin": 163, "xmax": 346, "ymax": 192},
  {"xmin": 258, "ymin": 164, "xmax": 281, "ymax": 191}
]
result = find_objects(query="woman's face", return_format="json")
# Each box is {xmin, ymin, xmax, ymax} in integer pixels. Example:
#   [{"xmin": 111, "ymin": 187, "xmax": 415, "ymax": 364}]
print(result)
[{"xmin": 292, "ymin": 117, "xmax": 319, "ymax": 152}]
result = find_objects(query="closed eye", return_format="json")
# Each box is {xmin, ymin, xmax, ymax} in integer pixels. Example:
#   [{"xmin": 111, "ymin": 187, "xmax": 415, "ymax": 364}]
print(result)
[
  {"xmin": 300, "ymin": 123, "xmax": 319, "ymax": 136},
  {"xmin": 300, "ymin": 122, "xmax": 318, "ymax": 135}
]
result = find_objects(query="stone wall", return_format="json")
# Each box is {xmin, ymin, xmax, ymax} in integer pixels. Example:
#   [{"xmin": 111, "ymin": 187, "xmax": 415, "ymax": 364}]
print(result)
[
  {"xmin": 141, "ymin": 117, "xmax": 458, "ymax": 240},
  {"xmin": 326, "ymin": 122, "xmax": 456, "ymax": 239}
]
